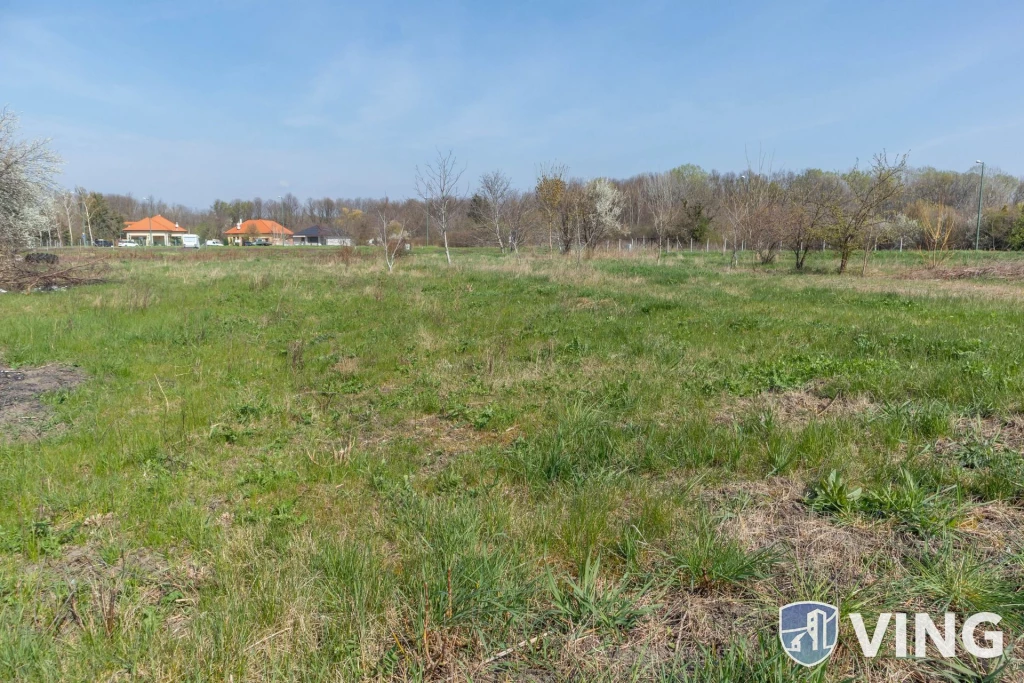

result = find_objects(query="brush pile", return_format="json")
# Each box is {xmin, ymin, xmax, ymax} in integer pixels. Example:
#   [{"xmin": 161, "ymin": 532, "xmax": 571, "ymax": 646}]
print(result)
[{"xmin": 0, "ymin": 251, "xmax": 107, "ymax": 292}]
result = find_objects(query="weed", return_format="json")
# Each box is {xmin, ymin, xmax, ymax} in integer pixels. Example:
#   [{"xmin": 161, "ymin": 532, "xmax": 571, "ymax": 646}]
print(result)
[
  {"xmin": 907, "ymin": 544, "xmax": 1023, "ymax": 630},
  {"xmin": 807, "ymin": 470, "xmax": 863, "ymax": 516},
  {"xmin": 664, "ymin": 507, "xmax": 778, "ymax": 591},
  {"xmin": 547, "ymin": 554, "xmax": 653, "ymax": 635}
]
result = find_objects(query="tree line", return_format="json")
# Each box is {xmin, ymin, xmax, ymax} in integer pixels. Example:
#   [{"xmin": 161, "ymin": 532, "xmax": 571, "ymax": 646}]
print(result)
[{"xmin": 4, "ymin": 108, "xmax": 1024, "ymax": 269}]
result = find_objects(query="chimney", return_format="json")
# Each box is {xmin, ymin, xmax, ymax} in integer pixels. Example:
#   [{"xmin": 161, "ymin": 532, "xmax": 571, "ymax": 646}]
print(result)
[{"xmin": 175, "ymin": 222, "xmax": 179, "ymax": 228}]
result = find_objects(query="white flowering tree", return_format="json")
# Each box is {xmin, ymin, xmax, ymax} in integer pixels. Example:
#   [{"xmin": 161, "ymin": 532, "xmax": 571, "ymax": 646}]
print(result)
[
  {"xmin": 569, "ymin": 177, "xmax": 624, "ymax": 254},
  {"xmin": 0, "ymin": 108, "xmax": 61, "ymax": 256}
]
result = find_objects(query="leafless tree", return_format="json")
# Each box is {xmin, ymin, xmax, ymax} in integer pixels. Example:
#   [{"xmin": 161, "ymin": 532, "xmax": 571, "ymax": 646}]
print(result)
[
  {"xmin": 55, "ymin": 189, "xmax": 78, "ymax": 248},
  {"xmin": 75, "ymin": 187, "xmax": 95, "ymax": 246},
  {"xmin": 536, "ymin": 163, "xmax": 568, "ymax": 253},
  {"xmin": 909, "ymin": 200, "xmax": 957, "ymax": 267},
  {"xmin": 784, "ymin": 170, "xmax": 841, "ymax": 270},
  {"xmin": 477, "ymin": 170, "xmax": 512, "ymax": 252},
  {"xmin": 822, "ymin": 152, "xmax": 908, "ymax": 274},
  {"xmin": 504, "ymin": 190, "xmax": 535, "ymax": 255},
  {"xmin": 376, "ymin": 196, "xmax": 406, "ymax": 273},
  {"xmin": 416, "ymin": 150, "xmax": 464, "ymax": 265},
  {"xmin": 640, "ymin": 171, "xmax": 681, "ymax": 258},
  {"xmin": 724, "ymin": 152, "xmax": 785, "ymax": 266}
]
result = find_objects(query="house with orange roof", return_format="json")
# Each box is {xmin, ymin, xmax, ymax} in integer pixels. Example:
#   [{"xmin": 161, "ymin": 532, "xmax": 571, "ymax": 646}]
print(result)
[
  {"xmin": 223, "ymin": 219, "xmax": 294, "ymax": 246},
  {"xmin": 123, "ymin": 215, "xmax": 188, "ymax": 245}
]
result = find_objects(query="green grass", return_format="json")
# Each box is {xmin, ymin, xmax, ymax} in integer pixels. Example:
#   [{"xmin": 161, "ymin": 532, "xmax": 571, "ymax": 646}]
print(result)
[{"xmin": 0, "ymin": 247, "xmax": 1023, "ymax": 680}]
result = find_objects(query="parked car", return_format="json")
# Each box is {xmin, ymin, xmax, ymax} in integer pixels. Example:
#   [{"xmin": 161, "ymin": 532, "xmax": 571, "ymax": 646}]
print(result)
[
  {"xmin": 117, "ymin": 240, "xmax": 138, "ymax": 247},
  {"xmin": 182, "ymin": 234, "xmax": 201, "ymax": 249},
  {"xmin": 205, "ymin": 239, "xmax": 223, "ymax": 247},
  {"xmin": 251, "ymin": 238, "xmax": 271, "ymax": 246},
  {"xmin": 94, "ymin": 239, "xmax": 113, "ymax": 247}
]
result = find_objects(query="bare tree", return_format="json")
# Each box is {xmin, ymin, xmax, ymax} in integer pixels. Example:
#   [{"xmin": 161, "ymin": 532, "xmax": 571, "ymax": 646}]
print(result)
[
  {"xmin": 784, "ymin": 170, "xmax": 841, "ymax": 270},
  {"xmin": 909, "ymin": 200, "xmax": 957, "ymax": 267},
  {"xmin": 536, "ymin": 163, "xmax": 568, "ymax": 253},
  {"xmin": 640, "ymin": 171, "xmax": 681, "ymax": 258},
  {"xmin": 504, "ymin": 190, "xmax": 535, "ymax": 255},
  {"xmin": 477, "ymin": 170, "xmax": 512, "ymax": 252},
  {"xmin": 376, "ymin": 196, "xmax": 406, "ymax": 273},
  {"xmin": 56, "ymin": 189, "xmax": 79, "ymax": 248},
  {"xmin": 416, "ymin": 150, "xmax": 464, "ymax": 265},
  {"xmin": 75, "ymin": 187, "xmax": 95, "ymax": 246},
  {"xmin": 721, "ymin": 177, "xmax": 750, "ymax": 266},
  {"xmin": 822, "ymin": 153, "xmax": 908, "ymax": 274},
  {"xmin": 724, "ymin": 153, "xmax": 786, "ymax": 266}
]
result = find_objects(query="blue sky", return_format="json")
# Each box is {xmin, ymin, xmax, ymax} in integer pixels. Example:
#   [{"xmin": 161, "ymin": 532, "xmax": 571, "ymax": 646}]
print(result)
[{"xmin": 2, "ymin": 0, "xmax": 1023, "ymax": 207}]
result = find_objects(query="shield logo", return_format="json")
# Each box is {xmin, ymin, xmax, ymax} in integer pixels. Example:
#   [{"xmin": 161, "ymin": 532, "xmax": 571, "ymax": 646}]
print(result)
[{"xmin": 779, "ymin": 601, "xmax": 838, "ymax": 667}]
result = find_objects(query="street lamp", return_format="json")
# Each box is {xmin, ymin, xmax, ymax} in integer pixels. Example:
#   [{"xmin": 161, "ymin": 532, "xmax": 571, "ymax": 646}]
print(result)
[{"xmin": 974, "ymin": 161, "xmax": 985, "ymax": 251}]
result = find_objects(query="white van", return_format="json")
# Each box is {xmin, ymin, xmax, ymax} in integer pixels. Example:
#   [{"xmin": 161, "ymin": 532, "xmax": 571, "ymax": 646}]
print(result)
[{"xmin": 182, "ymin": 234, "xmax": 201, "ymax": 249}]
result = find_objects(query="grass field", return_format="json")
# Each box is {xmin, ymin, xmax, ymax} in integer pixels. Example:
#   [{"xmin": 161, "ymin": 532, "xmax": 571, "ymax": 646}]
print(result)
[{"xmin": 1, "ymin": 247, "xmax": 1023, "ymax": 681}]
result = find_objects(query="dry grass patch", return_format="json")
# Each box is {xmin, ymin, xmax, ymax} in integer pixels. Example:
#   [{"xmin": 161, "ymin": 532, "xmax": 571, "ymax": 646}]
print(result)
[
  {"xmin": 359, "ymin": 414, "xmax": 514, "ymax": 476},
  {"xmin": 715, "ymin": 383, "xmax": 875, "ymax": 428},
  {"xmin": 943, "ymin": 413, "xmax": 1024, "ymax": 451},
  {"xmin": 903, "ymin": 262, "xmax": 1024, "ymax": 281},
  {"xmin": 23, "ymin": 538, "xmax": 207, "ymax": 640},
  {"xmin": 959, "ymin": 502, "xmax": 1024, "ymax": 554},
  {"xmin": 707, "ymin": 478, "xmax": 894, "ymax": 590}
]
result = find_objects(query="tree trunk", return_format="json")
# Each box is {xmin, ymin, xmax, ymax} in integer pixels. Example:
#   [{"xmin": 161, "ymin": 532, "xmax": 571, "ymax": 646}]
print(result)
[{"xmin": 838, "ymin": 249, "xmax": 850, "ymax": 274}]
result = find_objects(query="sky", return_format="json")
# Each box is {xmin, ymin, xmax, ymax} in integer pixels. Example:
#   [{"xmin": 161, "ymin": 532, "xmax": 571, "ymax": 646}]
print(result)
[{"xmin": 2, "ymin": 0, "xmax": 1023, "ymax": 208}]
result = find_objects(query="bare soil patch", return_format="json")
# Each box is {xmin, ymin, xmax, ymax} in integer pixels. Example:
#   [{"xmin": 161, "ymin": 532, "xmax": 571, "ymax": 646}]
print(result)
[{"xmin": 0, "ymin": 364, "xmax": 86, "ymax": 440}]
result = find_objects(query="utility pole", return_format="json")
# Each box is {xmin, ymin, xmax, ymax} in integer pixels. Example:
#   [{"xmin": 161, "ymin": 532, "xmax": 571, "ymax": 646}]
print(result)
[{"xmin": 974, "ymin": 160, "xmax": 985, "ymax": 251}]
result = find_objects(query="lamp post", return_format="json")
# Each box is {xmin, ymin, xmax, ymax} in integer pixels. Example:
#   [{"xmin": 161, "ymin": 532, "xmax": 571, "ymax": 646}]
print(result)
[{"xmin": 974, "ymin": 160, "xmax": 985, "ymax": 251}]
